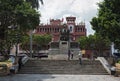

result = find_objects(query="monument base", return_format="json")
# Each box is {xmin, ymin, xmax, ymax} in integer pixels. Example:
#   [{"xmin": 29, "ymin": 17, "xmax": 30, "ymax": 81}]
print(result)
[{"xmin": 49, "ymin": 41, "xmax": 80, "ymax": 55}]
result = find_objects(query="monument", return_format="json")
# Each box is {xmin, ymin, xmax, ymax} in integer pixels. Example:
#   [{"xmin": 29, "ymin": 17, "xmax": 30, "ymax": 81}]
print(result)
[
  {"xmin": 49, "ymin": 24, "xmax": 80, "ymax": 59},
  {"xmin": 35, "ymin": 16, "xmax": 86, "ymax": 59}
]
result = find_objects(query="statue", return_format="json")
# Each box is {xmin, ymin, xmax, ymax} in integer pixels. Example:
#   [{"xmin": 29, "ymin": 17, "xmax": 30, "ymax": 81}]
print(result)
[{"xmin": 60, "ymin": 28, "xmax": 70, "ymax": 41}]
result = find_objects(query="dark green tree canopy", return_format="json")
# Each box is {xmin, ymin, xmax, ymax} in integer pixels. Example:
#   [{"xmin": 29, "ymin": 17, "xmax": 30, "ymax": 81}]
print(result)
[
  {"xmin": 21, "ymin": 34, "xmax": 52, "ymax": 53},
  {"xmin": 90, "ymin": 0, "xmax": 120, "ymax": 49},
  {"xmin": 77, "ymin": 34, "xmax": 110, "ymax": 56},
  {"xmin": 0, "ymin": 0, "xmax": 41, "ymax": 55}
]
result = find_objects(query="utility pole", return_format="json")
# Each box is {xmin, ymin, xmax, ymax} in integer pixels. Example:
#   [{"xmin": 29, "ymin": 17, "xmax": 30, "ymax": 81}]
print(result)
[
  {"xmin": 30, "ymin": 30, "xmax": 33, "ymax": 58},
  {"xmin": 15, "ymin": 34, "xmax": 18, "ymax": 57}
]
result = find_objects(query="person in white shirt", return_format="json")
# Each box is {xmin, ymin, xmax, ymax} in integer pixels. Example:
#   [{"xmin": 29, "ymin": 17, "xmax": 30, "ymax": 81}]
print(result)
[
  {"xmin": 8, "ymin": 55, "xmax": 16, "ymax": 74},
  {"xmin": 110, "ymin": 64, "xmax": 116, "ymax": 75},
  {"xmin": 78, "ymin": 51, "xmax": 82, "ymax": 65}
]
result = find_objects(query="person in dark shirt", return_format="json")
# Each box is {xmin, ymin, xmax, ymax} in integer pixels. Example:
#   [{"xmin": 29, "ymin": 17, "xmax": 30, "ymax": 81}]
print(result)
[
  {"xmin": 71, "ymin": 50, "xmax": 74, "ymax": 59},
  {"xmin": 68, "ymin": 50, "xmax": 70, "ymax": 60},
  {"xmin": 18, "ymin": 57, "xmax": 22, "ymax": 71}
]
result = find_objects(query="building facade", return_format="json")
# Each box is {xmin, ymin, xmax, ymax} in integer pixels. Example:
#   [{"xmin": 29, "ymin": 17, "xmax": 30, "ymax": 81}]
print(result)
[{"xmin": 35, "ymin": 16, "xmax": 86, "ymax": 41}]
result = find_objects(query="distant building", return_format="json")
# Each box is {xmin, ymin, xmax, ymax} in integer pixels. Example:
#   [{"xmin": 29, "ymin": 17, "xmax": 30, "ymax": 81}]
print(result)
[{"xmin": 35, "ymin": 16, "xmax": 86, "ymax": 41}]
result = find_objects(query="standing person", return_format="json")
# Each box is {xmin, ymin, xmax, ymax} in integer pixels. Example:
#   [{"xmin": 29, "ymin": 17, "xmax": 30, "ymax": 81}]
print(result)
[
  {"xmin": 78, "ymin": 51, "xmax": 82, "ymax": 65},
  {"xmin": 68, "ymin": 50, "xmax": 70, "ymax": 60},
  {"xmin": 110, "ymin": 64, "xmax": 116, "ymax": 75},
  {"xmin": 71, "ymin": 50, "xmax": 74, "ymax": 59},
  {"xmin": 8, "ymin": 54, "xmax": 16, "ymax": 74},
  {"xmin": 18, "ymin": 56, "xmax": 22, "ymax": 71}
]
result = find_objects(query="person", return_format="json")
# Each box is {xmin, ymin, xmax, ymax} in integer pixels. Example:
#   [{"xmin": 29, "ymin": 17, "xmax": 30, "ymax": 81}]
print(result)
[
  {"xmin": 110, "ymin": 64, "xmax": 116, "ymax": 75},
  {"xmin": 8, "ymin": 55, "xmax": 16, "ymax": 74},
  {"xmin": 18, "ymin": 56, "xmax": 22, "ymax": 71},
  {"xmin": 71, "ymin": 50, "xmax": 74, "ymax": 59},
  {"xmin": 78, "ymin": 51, "xmax": 82, "ymax": 65},
  {"xmin": 68, "ymin": 50, "xmax": 70, "ymax": 60}
]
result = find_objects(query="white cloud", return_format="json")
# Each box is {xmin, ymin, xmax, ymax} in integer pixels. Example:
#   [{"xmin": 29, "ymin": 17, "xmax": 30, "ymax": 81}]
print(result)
[{"xmin": 39, "ymin": 0, "xmax": 103, "ymax": 35}]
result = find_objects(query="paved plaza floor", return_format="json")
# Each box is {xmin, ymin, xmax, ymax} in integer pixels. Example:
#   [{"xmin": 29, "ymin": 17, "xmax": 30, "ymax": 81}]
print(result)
[{"xmin": 0, "ymin": 74, "xmax": 120, "ymax": 81}]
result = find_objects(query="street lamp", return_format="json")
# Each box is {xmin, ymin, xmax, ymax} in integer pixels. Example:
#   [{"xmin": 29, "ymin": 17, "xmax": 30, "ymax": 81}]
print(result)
[
  {"xmin": 29, "ymin": 30, "xmax": 33, "ymax": 58},
  {"xmin": 29, "ymin": 30, "xmax": 35, "ymax": 58}
]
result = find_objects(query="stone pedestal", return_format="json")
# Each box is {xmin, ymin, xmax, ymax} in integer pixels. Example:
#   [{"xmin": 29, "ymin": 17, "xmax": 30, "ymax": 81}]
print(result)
[
  {"xmin": 49, "ymin": 41, "xmax": 80, "ymax": 55},
  {"xmin": 59, "ymin": 41, "xmax": 69, "ymax": 54}
]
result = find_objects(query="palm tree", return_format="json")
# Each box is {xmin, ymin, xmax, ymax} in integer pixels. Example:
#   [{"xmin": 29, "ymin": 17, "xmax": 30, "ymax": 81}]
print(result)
[{"xmin": 26, "ymin": 0, "xmax": 43, "ymax": 9}]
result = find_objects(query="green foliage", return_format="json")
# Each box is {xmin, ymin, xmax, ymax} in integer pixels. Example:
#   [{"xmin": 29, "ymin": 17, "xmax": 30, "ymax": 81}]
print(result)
[
  {"xmin": 20, "ymin": 34, "xmax": 52, "ymax": 52},
  {"xmin": 118, "ymin": 61, "xmax": 120, "ymax": 64},
  {"xmin": 33, "ymin": 34, "xmax": 52, "ymax": 46},
  {"xmin": 15, "ymin": 2, "xmax": 40, "ymax": 31},
  {"xmin": 77, "ymin": 34, "xmax": 110, "ymax": 56},
  {"xmin": 90, "ymin": 0, "xmax": 120, "ymax": 50},
  {"xmin": 20, "ymin": 35, "xmax": 30, "ymax": 52},
  {"xmin": 0, "ymin": 0, "xmax": 40, "ymax": 55},
  {"xmin": 77, "ymin": 35, "xmax": 95, "ymax": 50},
  {"xmin": 33, "ymin": 34, "xmax": 52, "ymax": 51}
]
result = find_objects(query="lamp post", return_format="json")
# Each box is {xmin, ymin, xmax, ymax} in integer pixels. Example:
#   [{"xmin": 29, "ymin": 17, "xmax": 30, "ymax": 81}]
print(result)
[
  {"xmin": 15, "ymin": 33, "xmax": 19, "ymax": 57},
  {"xmin": 67, "ymin": 29, "xmax": 70, "ymax": 54},
  {"xmin": 30, "ymin": 30, "xmax": 34, "ymax": 58}
]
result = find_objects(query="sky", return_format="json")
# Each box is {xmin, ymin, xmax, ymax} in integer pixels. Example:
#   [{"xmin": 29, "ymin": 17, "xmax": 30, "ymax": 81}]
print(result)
[{"xmin": 38, "ymin": 0, "xmax": 103, "ymax": 36}]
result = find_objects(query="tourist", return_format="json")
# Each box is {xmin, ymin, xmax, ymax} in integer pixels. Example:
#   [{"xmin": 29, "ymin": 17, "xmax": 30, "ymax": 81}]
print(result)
[
  {"xmin": 8, "ymin": 54, "xmax": 16, "ymax": 74},
  {"xmin": 78, "ymin": 51, "xmax": 82, "ymax": 65},
  {"xmin": 68, "ymin": 50, "xmax": 70, "ymax": 60},
  {"xmin": 18, "ymin": 56, "xmax": 22, "ymax": 71},
  {"xmin": 71, "ymin": 50, "xmax": 74, "ymax": 59},
  {"xmin": 110, "ymin": 64, "xmax": 116, "ymax": 75}
]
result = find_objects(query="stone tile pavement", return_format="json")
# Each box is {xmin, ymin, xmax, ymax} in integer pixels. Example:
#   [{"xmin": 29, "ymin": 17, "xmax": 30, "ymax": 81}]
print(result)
[{"xmin": 0, "ymin": 74, "xmax": 120, "ymax": 81}]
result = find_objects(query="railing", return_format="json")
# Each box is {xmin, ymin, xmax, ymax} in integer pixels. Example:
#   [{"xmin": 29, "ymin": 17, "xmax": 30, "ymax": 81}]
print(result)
[{"xmin": 97, "ymin": 57, "xmax": 111, "ymax": 74}]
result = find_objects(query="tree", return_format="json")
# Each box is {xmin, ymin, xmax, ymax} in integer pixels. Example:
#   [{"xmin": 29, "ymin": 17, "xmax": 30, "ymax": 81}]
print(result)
[
  {"xmin": 20, "ymin": 34, "xmax": 52, "ymax": 54},
  {"xmin": 94, "ymin": 33, "xmax": 111, "ymax": 56},
  {"xmin": 0, "ymin": 0, "xmax": 40, "ymax": 55},
  {"xmin": 33, "ymin": 34, "xmax": 52, "ymax": 51},
  {"xmin": 90, "ymin": 0, "xmax": 120, "ymax": 50},
  {"xmin": 20, "ymin": 35, "xmax": 30, "ymax": 54},
  {"xmin": 77, "ymin": 35, "xmax": 95, "ymax": 50},
  {"xmin": 77, "ymin": 34, "xmax": 110, "ymax": 56}
]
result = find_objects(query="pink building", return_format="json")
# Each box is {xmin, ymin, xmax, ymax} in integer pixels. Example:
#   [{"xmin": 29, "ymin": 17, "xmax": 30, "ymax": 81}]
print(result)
[{"xmin": 35, "ymin": 16, "xmax": 86, "ymax": 41}]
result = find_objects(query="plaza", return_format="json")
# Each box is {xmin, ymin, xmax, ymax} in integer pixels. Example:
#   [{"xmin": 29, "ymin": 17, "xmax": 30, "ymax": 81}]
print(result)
[
  {"xmin": 1, "ymin": 0, "xmax": 120, "ymax": 81},
  {"xmin": 0, "ymin": 74, "xmax": 120, "ymax": 81}
]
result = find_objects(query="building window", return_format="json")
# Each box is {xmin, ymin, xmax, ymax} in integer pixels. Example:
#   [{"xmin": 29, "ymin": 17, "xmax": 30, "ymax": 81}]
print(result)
[
  {"xmin": 40, "ymin": 28, "xmax": 41, "ymax": 32},
  {"xmin": 52, "ymin": 28, "xmax": 54, "ymax": 32},
  {"xmin": 57, "ymin": 28, "xmax": 59, "ymax": 32},
  {"xmin": 80, "ymin": 28, "xmax": 82, "ymax": 32},
  {"xmin": 83, "ymin": 28, "xmax": 84, "ymax": 32},
  {"xmin": 36, "ymin": 28, "xmax": 38, "ymax": 32},
  {"xmin": 48, "ymin": 28, "xmax": 50, "ymax": 32},
  {"xmin": 70, "ymin": 26, "xmax": 72, "ymax": 32},
  {"xmin": 50, "ymin": 28, "xmax": 51, "ymax": 32},
  {"xmin": 43, "ymin": 28, "xmax": 45, "ymax": 32},
  {"xmin": 55, "ymin": 28, "xmax": 56, "ymax": 32},
  {"xmin": 45, "ymin": 28, "xmax": 46, "ymax": 32},
  {"xmin": 77, "ymin": 28, "xmax": 79, "ymax": 32}
]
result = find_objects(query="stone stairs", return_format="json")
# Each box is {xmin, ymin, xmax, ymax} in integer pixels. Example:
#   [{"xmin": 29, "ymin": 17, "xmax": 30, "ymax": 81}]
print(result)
[{"xmin": 18, "ymin": 60, "xmax": 108, "ymax": 75}]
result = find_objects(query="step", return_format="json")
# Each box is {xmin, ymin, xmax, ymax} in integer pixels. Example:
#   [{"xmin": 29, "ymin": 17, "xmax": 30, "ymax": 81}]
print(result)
[{"xmin": 18, "ymin": 60, "xmax": 108, "ymax": 75}]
